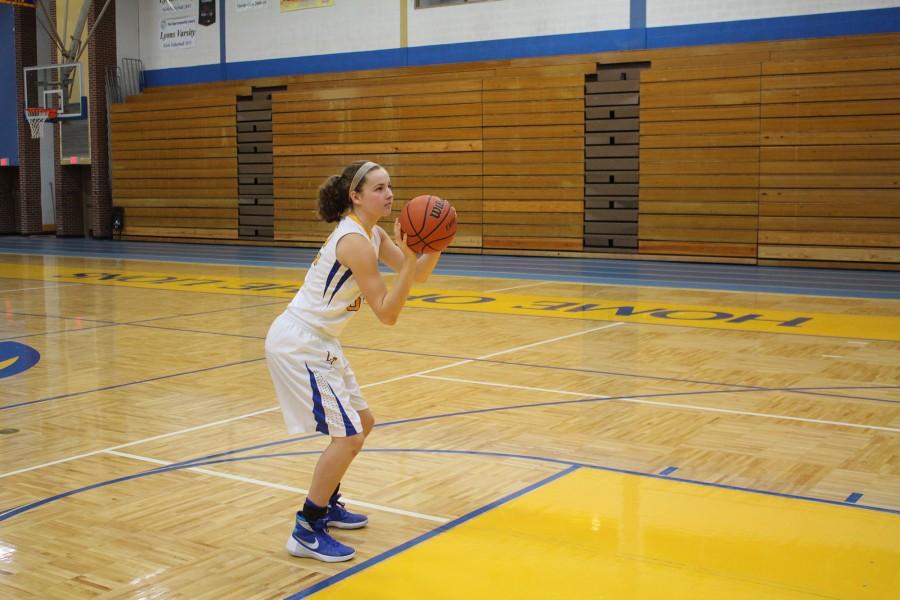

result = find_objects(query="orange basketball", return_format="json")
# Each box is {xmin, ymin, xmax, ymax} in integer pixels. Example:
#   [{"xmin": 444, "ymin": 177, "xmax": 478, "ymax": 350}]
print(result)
[{"xmin": 399, "ymin": 195, "xmax": 457, "ymax": 253}]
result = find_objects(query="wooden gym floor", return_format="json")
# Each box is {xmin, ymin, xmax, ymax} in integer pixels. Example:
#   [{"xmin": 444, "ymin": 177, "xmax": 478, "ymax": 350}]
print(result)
[{"xmin": 1, "ymin": 238, "xmax": 898, "ymax": 599}]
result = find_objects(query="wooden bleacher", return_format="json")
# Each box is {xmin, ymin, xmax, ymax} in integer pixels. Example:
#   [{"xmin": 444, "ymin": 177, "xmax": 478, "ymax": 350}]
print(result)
[
  {"xmin": 272, "ymin": 76, "xmax": 485, "ymax": 249},
  {"xmin": 110, "ymin": 85, "xmax": 249, "ymax": 240},
  {"xmin": 109, "ymin": 32, "xmax": 900, "ymax": 267},
  {"xmin": 758, "ymin": 53, "xmax": 900, "ymax": 266}
]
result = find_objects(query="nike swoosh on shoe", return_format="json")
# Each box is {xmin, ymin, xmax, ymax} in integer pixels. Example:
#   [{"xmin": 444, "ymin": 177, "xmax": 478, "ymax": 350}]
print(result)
[{"xmin": 296, "ymin": 536, "xmax": 319, "ymax": 550}]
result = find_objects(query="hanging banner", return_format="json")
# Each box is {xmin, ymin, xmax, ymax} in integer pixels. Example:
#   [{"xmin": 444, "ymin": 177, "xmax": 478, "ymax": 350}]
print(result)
[
  {"xmin": 237, "ymin": 0, "xmax": 269, "ymax": 11},
  {"xmin": 160, "ymin": 15, "xmax": 198, "ymax": 49},
  {"xmin": 281, "ymin": 0, "xmax": 333, "ymax": 12}
]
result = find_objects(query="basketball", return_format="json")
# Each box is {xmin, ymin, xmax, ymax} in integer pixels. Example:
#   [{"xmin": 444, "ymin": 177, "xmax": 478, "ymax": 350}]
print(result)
[{"xmin": 399, "ymin": 195, "xmax": 457, "ymax": 253}]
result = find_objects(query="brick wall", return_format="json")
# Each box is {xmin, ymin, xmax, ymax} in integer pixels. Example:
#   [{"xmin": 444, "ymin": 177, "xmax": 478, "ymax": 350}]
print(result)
[
  {"xmin": 14, "ymin": 6, "xmax": 42, "ymax": 235},
  {"xmin": 55, "ymin": 165, "xmax": 84, "ymax": 236},
  {"xmin": 87, "ymin": 0, "xmax": 116, "ymax": 238},
  {"xmin": 0, "ymin": 169, "xmax": 18, "ymax": 233}
]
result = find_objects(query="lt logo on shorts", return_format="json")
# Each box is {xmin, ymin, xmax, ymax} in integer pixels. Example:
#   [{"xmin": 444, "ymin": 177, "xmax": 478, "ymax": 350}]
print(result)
[{"xmin": 325, "ymin": 351, "xmax": 339, "ymax": 367}]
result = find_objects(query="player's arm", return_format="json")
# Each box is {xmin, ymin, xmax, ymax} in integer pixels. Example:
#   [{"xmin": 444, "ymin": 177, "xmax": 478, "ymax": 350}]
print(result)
[
  {"xmin": 377, "ymin": 224, "xmax": 442, "ymax": 283},
  {"xmin": 337, "ymin": 231, "xmax": 416, "ymax": 326}
]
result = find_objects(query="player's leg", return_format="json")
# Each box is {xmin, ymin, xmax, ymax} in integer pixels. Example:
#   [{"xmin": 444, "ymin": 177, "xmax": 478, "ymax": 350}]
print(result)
[
  {"xmin": 287, "ymin": 433, "xmax": 364, "ymax": 562},
  {"xmin": 307, "ymin": 433, "xmax": 365, "ymax": 508},
  {"xmin": 265, "ymin": 319, "xmax": 362, "ymax": 561},
  {"xmin": 323, "ymin": 362, "xmax": 372, "ymax": 529}
]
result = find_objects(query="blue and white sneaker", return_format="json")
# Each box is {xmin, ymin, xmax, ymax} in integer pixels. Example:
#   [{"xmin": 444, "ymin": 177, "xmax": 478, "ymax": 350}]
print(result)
[
  {"xmin": 286, "ymin": 513, "xmax": 355, "ymax": 562},
  {"xmin": 326, "ymin": 495, "xmax": 369, "ymax": 529}
]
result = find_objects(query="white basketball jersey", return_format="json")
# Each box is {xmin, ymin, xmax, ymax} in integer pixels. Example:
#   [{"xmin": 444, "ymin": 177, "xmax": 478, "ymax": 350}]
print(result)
[{"xmin": 286, "ymin": 215, "xmax": 382, "ymax": 338}]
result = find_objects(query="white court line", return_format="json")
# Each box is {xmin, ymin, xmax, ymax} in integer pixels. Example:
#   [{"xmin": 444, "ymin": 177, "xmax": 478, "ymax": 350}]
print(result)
[
  {"xmin": 417, "ymin": 374, "xmax": 900, "ymax": 434},
  {"xmin": 365, "ymin": 322, "xmax": 626, "ymax": 389},
  {"xmin": 1, "ymin": 322, "xmax": 622, "ymax": 479},
  {"xmin": 419, "ymin": 375, "xmax": 601, "ymax": 399},
  {"xmin": 0, "ymin": 283, "xmax": 75, "ymax": 294},
  {"xmin": 483, "ymin": 281, "xmax": 550, "ymax": 293},
  {"xmin": 105, "ymin": 450, "xmax": 449, "ymax": 524},
  {"xmin": 0, "ymin": 406, "xmax": 280, "ymax": 480}
]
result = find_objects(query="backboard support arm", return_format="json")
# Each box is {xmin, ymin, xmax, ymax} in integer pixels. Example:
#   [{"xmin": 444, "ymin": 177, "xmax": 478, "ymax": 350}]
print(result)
[
  {"xmin": 75, "ymin": 0, "xmax": 113, "ymax": 64},
  {"xmin": 63, "ymin": 0, "xmax": 90, "ymax": 62},
  {"xmin": 34, "ymin": 0, "xmax": 67, "ymax": 56}
]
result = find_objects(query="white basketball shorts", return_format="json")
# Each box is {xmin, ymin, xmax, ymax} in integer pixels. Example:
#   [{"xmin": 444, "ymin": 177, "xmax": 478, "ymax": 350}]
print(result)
[{"xmin": 265, "ymin": 312, "xmax": 367, "ymax": 436}]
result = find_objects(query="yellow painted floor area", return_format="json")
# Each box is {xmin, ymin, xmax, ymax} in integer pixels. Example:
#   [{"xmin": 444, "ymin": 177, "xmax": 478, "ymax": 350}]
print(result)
[
  {"xmin": 2, "ymin": 259, "xmax": 899, "ymax": 340},
  {"xmin": 309, "ymin": 468, "xmax": 900, "ymax": 599}
]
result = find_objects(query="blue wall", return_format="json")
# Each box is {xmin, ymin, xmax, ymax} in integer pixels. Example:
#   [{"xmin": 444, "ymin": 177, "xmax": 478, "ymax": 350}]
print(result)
[
  {"xmin": 0, "ymin": 5, "xmax": 19, "ymax": 166},
  {"xmin": 145, "ymin": 5, "xmax": 900, "ymax": 88}
]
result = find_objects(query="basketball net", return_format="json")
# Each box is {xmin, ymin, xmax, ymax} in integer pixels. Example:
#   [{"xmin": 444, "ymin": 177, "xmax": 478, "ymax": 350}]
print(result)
[{"xmin": 25, "ymin": 107, "xmax": 57, "ymax": 139}]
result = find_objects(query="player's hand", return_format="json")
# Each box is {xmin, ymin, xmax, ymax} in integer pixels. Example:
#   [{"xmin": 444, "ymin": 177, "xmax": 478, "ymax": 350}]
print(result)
[{"xmin": 394, "ymin": 219, "xmax": 417, "ymax": 261}]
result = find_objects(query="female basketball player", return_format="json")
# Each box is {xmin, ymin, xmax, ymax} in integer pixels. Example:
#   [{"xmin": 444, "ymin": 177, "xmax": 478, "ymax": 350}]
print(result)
[{"xmin": 265, "ymin": 160, "xmax": 445, "ymax": 562}]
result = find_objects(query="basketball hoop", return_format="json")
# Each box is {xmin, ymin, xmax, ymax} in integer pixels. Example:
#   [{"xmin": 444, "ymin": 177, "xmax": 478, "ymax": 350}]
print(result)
[{"xmin": 25, "ymin": 107, "xmax": 57, "ymax": 139}]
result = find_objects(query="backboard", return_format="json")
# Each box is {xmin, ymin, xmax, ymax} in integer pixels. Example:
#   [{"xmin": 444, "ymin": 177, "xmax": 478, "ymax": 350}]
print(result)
[{"xmin": 23, "ymin": 62, "xmax": 87, "ymax": 120}]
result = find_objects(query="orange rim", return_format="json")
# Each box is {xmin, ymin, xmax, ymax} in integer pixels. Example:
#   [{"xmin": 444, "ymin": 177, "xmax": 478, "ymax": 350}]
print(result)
[{"xmin": 26, "ymin": 107, "xmax": 58, "ymax": 119}]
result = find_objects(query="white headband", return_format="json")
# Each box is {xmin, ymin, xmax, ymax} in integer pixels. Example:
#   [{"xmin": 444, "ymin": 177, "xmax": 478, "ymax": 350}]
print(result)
[{"xmin": 348, "ymin": 161, "xmax": 379, "ymax": 195}]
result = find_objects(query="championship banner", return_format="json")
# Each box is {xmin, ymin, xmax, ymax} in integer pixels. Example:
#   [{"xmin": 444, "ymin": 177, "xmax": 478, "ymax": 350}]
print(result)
[
  {"xmin": 281, "ymin": 0, "xmax": 332, "ymax": 12},
  {"xmin": 0, "ymin": 0, "xmax": 36, "ymax": 7}
]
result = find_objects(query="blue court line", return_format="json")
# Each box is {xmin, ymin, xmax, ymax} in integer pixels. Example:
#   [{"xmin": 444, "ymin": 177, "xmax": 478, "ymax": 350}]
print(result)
[
  {"xmin": 11, "ymin": 310, "xmax": 771, "ymax": 391},
  {"xmin": 125, "ymin": 322, "xmax": 264, "ymax": 340},
  {"xmin": 659, "ymin": 466, "xmax": 678, "ymax": 476},
  {"xmin": 4, "ymin": 298, "xmax": 897, "ymax": 413},
  {"xmin": 794, "ymin": 390, "xmax": 900, "ymax": 404},
  {"xmin": 286, "ymin": 464, "xmax": 582, "ymax": 599},
  {"xmin": 5, "ymin": 324, "xmax": 119, "ymax": 342},
  {"xmin": 4, "ymin": 301, "xmax": 898, "ymax": 411},
  {"xmin": 4, "ymin": 324, "xmax": 897, "ymax": 411},
  {"xmin": 0, "ymin": 357, "xmax": 265, "ymax": 411},
  {"xmin": 3, "ymin": 445, "xmax": 896, "ymax": 536},
  {"xmin": 7, "ymin": 320, "xmax": 899, "ymax": 409},
  {"xmin": 132, "ymin": 300, "xmax": 286, "ymax": 323},
  {"xmin": 6, "ymin": 300, "xmax": 282, "ymax": 326},
  {"xmin": 152, "ymin": 386, "xmax": 899, "ymax": 475},
  {"xmin": 846, "ymin": 492, "xmax": 864, "ymax": 504},
  {"xmin": 2, "ymin": 300, "xmax": 283, "ymax": 342},
  {"xmin": 5, "ymin": 310, "xmax": 117, "ymax": 324},
  {"xmin": 8, "ymin": 367, "xmax": 900, "ymax": 521},
  {"xmin": 49, "ymin": 388, "xmax": 895, "ymax": 488},
  {"xmin": 6, "ymin": 303, "xmax": 899, "ymax": 400}
]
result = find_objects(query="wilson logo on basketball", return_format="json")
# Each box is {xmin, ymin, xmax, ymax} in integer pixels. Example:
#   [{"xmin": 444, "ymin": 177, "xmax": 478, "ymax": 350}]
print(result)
[{"xmin": 399, "ymin": 195, "xmax": 458, "ymax": 254}]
